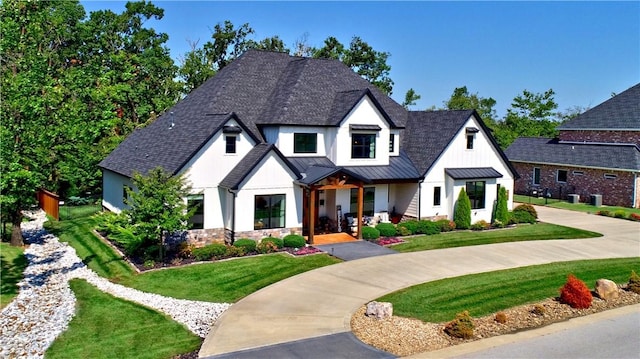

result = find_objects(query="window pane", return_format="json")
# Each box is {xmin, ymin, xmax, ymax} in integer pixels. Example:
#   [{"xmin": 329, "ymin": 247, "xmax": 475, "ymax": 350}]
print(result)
[
  {"xmin": 466, "ymin": 181, "xmax": 486, "ymax": 209},
  {"xmin": 187, "ymin": 195, "xmax": 204, "ymax": 229},
  {"xmin": 557, "ymin": 170, "xmax": 567, "ymax": 183},
  {"xmin": 294, "ymin": 133, "xmax": 317, "ymax": 153},
  {"xmin": 255, "ymin": 194, "xmax": 286, "ymax": 229},
  {"xmin": 226, "ymin": 136, "xmax": 236, "ymax": 153},
  {"xmin": 351, "ymin": 134, "xmax": 376, "ymax": 159},
  {"xmin": 433, "ymin": 186, "xmax": 441, "ymax": 206},
  {"xmin": 466, "ymin": 135, "xmax": 474, "ymax": 149},
  {"xmin": 350, "ymin": 187, "xmax": 375, "ymax": 216},
  {"xmin": 533, "ymin": 168, "xmax": 541, "ymax": 185},
  {"xmin": 389, "ymin": 134, "xmax": 395, "ymax": 152}
]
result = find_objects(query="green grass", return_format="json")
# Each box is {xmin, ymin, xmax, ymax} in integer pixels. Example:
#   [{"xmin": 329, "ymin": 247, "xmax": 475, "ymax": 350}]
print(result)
[
  {"xmin": 120, "ymin": 253, "xmax": 341, "ymax": 302},
  {"xmin": 379, "ymin": 257, "xmax": 640, "ymax": 323},
  {"xmin": 44, "ymin": 213, "xmax": 135, "ymax": 280},
  {"xmin": 392, "ymin": 223, "xmax": 601, "ymax": 253},
  {"xmin": 59, "ymin": 205, "xmax": 101, "ymax": 221},
  {"xmin": 514, "ymin": 194, "xmax": 640, "ymax": 216},
  {"xmin": 0, "ymin": 242, "xmax": 28, "ymax": 309},
  {"xmin": 46, "ymin": 279, "xmax": 201, "ymax": 359}
]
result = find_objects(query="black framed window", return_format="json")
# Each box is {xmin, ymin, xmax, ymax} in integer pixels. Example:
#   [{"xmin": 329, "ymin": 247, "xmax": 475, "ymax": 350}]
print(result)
[
  {"xmin": 350, "ymin": 187, "xmax": 375, "ymax": 216},
  {"xmin": 466, "ymin": 135, "xmax": 474, "ymax": 149},
  {"xmin": 294, "ymin": 133, "xmax": 317, "ymax": 153},
  {"xmin": 533, "ymin": 167, "xmax": 541, "ymax": 185},
  {"xmin": 352, "ymin": 133, "xmax": 376, "ymax": 158},
  {"xmin": 254, "ymin": 194, "xmax": 285, "ymax": 229},
  {"xmin": 187, "ymin": 195, "xmax": 204, "ymax": 229},
  {"xmin": 466, "ymin": 181, "xmax": 486, "ymax": 209},
  {"xmin": 557, "ymin": 169, "xmax": 567, "ymax": 183},
  {"xmin": 433, "ymin": 186, "xmax": 441, "ymax": 206},
  {"xmin": 225, "ymin": 136, "xmax": 236, "ymax": 154},
  {"xmin": 389, "ymin": 134, "xmax": 395, "ymax": 152}
]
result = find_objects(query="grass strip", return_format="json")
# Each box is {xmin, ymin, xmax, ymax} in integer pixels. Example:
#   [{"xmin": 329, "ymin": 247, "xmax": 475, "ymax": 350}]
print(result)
[
  {"xmin": 46, "ymin": 279, "xmax": 201, "ymax": 359},
  {"xmin": 44, "ymin": 215, "xmax": 135, "ymax": 280},
  {"xmin": 0, "ymin": 243, "xmax": 28, "ymax": 309},
  {"xmin": 514, "ymin": 195, "xmax": 640, "ymax": 216},
  {"xmin": 379, "ymin": 257, "xmax": 640, "ymax": 323},
  {"xmin": 120, "ymin": 253, "xmax": 342, "ymax": 303},
  {"xmin": 392, "ymin": 222, "xmax": 601, "ymax": 253}
]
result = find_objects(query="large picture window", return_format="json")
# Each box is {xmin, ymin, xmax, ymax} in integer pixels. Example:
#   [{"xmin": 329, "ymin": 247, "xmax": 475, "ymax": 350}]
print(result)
[
  {"xmin": 254, "ymin": 194, "xmax": 285, "ymax": 229},
  {"xmin": 351, "ymin": 134, "xmax": 376, "ymax": 158},
  {"xmin": 350, "ymin": 187, "xmax": 375, "ymax": 216},
  {"xmin": 187, "ymin": 194, "xmax": 204, "ymax": 229},
  {"xmin": 294, "ymin": 133, "xmax": 317, "ymax": 153},
  {"xmin": 466, "ymin": 181, "xmax": 486, "ymax": 209}
]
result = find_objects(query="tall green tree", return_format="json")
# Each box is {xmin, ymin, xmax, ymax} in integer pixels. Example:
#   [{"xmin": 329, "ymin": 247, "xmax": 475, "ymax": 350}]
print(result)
[
  {"xmin": 499, "ymin": 89, "xmax": 560, "ymax": 148},
  {"xmin": 493, "ymin": 186, "xmax": 509, "ymax": 226},
  {"xmin": 453, "ymin": 188, "xmax": 471, "ymax": 230},
  {"xmin": 402, "ymin": 88, "xmax": 421, "ymax": 109},
  {"xmin": 445, "ymin": 86, "xmax": 498, "ymax": 125}
]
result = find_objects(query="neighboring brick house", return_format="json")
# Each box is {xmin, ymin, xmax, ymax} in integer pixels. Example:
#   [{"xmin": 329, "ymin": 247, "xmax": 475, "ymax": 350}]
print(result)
[{"xmin": 505, "ymin": 83, "xmax": 640, "ymax": 208}]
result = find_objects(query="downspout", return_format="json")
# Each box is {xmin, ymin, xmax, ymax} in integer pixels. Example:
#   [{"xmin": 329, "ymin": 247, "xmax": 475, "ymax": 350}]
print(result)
[
  {"xmin": 417, "ymin": 178, "xmax": 424, "ymax": 220},
  {"xmin": 634, "ymin": 172, "xmax": 638, "ymax": 208},
  {"xmin": 228, "ymin": 188, "xmax": 237, "ymax": 244}
]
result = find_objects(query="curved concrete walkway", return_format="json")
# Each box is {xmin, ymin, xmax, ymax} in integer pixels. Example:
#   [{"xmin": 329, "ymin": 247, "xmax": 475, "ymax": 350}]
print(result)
[{"xmin": 200, "ymin": 206, "xmax": 640, "ymax": 357}]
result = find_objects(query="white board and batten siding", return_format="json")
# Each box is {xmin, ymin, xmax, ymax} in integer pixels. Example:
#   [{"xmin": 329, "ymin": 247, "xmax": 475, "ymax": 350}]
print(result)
[
  {"xmin": 420, "ymin": 115, "xmax": 515, "ymax": 223},
  {"xmin": 101, "ymin": 170, "xmax": 134, "ymax": 213}
]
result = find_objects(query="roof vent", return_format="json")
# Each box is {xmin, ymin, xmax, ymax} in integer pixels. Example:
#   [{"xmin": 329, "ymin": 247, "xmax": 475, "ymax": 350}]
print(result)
[{"xmin": 169, "ymin": 112, "xmax": 175, "ymax": 129}]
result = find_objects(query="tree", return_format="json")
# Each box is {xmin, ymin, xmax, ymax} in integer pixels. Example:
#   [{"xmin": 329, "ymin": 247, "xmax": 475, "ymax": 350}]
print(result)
[
  {"xmin": 122, "ymin": 167, "xmax": 192, "ymax": 261},
  {"xmin": 493, "ymin": 186, "xmax": 509, "ymax": 226},
  {"xmin": 453, "ymin": 188, "xmax": 471, "ymax": 230},
  {"xmin": 445, "ymin": 86, "xmax": 498, "ymax": 125},
  {"xmin": 0, "ymin": 163, "xmax": 41, "ymax": 246},
  {"xmin": 402, "ymin": 88, "xmax": 421, "ymax": 109}
]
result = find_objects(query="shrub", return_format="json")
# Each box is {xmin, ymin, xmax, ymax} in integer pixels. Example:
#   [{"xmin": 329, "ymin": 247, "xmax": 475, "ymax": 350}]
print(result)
[
  {"xmin": 444, "ymin": 311, "xmax": 474, "ymax": 339},
  {"xmin": 233, "ymin": 238, "xmax": 257, "ymax": 253},
  {"xmin": 614, "ymin": 210, "xmax": 626, "ymax": 219},
  {"xmin": 396, "ymin": 226, "xmax": 412, "ymax": 236},
  {"xmin": 492, "ymin": 219, "xmax": 506, "ymax": 228},
  {"xmin": 397, "ymin": 220, "xmax": 419, "ymax": 235},
  {"xmin": 261, "ymin": 237, "xmax": 283, "ymax": 249},
  {"xmin": 225, "ymin": 245, "xmax": 245, "ymax": 258},
  {"xmin": 630, "ymin": 213, "xmax": 640, "ymax": 222},
  {"xmin": 143, "ymin": 245, "xmax": 161, "ymax": 261},
  {"xmin": 597, "ymin": 210, "xmax": 612, "ymax": 217},
  {"xmin": 170, "ymin": 257, "xmax": 183, "ymax": 266},
  {"xmin": 283, "ymin": 234, "xmax": 306, "ymax": 248},
  {"xmin": 143, "ymin": 259, "xmax": 155, "ymax": 269},
  {"xmin": 531, "ymin": 304, "xmax": 546, "ymax": 316},
  {"xmin": 361, "ymin": 226, "xmax": 380, "ymax": 240},
  {"xmin": 376, "ymin": 223, "xmax": 397, "ymax": 237},
  {"xmin": 436, "ymin": 219, "xmax": 456, "ymax": 232},
  {"xmin": 559, "ymin": 274, "xmax": 593, "ymax": 309},
  {"xmin": 193, "ymin": 243, "xmax": 228, "ymax": 261},
  {"xmin": 509, "ymin": 210, "xmax": 536, "ymax": 224},
  {"xmin": 628, "ymin": 270, "xmax": 640, "ymax": 294},
  {"xmin": 453, "ymin": 188, "xmax": 471, "ymax": 230},
  {"xmin": 176, "ymin": 242, "xmax": 195, "ymax": 259},
  {"xmin": 416, "ymin": 220, "xmax": 440, "ymax": 235},
  {"xmin": 256, "ymin": 241, "xmax": 279, "ymax": 254},
  {"xmin": 493, "ymin": 186, "xmax": 509, "ymax": 224},
  {"xmin": 513, "ymin": 203, "xmax": 538, "ymax": 220},
  {"xmin": 494, "ymin": 312, "xmax": 507, "ymax": 324},
  {"xmin": 470, "ymin": 220, "xmax": 490, "ymax": 231}
]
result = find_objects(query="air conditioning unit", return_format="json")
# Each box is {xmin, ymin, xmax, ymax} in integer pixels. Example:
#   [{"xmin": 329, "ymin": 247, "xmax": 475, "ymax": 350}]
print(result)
[{"xmin": 568, "ymin": 194, "xmax": 579, "ymax": 204}]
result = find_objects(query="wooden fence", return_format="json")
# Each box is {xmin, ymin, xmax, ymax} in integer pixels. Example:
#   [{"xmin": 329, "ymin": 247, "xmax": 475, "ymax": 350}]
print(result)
[{"xmin": 37, "ymin": 189, "xmax": 59, "ymax": 220}]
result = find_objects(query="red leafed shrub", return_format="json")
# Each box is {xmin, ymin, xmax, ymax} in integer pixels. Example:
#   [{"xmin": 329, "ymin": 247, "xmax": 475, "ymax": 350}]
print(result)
[
  {"xmin": 560, "ymin": 274, "xmax": 593, "ymax": 309},
  {"xmin": 630, "ymin": 213, "xmax": 640, "ymax": 222}
]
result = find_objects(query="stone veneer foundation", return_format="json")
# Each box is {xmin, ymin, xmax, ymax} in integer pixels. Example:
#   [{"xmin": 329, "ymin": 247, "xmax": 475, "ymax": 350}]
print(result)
[{"xmin": 185, "ymin": 227, "xmax": 303, "ymax": 247}]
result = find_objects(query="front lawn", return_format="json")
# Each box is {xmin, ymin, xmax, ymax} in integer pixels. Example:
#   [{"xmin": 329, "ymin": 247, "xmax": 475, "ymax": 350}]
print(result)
[
  {"xmin": 0, "ymin": 242, "xmax": 28, "ymax": 309},
  {"xmin": 391, "ymin": 223, "xmax": 601, "ymax": 253},
  {"xmin": 514, "ymin": 194, "xmax": 640, "ymax": 217},
  {"xmin": 46, "ymin": 279, "xmax": 201, "ymax": 359},
  {"xmin": 119, "ymin": 253, "xmax": 341, "ymax": 303},
  {"xmin": 379, "ymin": 257, "xmax": 640, "ymax": 323}
]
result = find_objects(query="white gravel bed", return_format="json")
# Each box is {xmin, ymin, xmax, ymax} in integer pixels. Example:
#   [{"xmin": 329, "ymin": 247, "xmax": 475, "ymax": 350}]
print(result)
[{"xmin": 0, "ymin": 210, "xmax": 230, "ymax": 359}]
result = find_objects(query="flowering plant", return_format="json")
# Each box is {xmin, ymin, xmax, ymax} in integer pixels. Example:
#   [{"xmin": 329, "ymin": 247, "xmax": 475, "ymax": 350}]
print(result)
[
  {"xmin": 291, "ymin": 246, "xmax": 322, "ymax": 256},
  {"xmin": 377, "ymin": 237, "xmax": 405, "ymax": 246}
]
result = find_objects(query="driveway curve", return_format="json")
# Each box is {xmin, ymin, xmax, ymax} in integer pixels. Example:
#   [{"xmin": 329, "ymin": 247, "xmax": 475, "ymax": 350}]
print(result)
[{"xmin": 200, "ymin": 206, "xmax": 640, "ymax": 357}]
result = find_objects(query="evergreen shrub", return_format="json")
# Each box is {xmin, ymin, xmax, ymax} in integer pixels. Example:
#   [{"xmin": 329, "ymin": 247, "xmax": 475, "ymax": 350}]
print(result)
[
  {"xmin": 454, "ymin": 188, "xmax": 471, "ymax": 230},
  {"xmin": 416, "ymin": 220, "xmax": 440, "ymax": 235},
  {"xmin": 444, "ymin": 311, "xmax": 474, "ymax": 339},
  {"xmin": 559, "ymin": 274, "xmax": 593, "ymax": 309},
  {"xmin": 628, "ymin": 270, "xmax": 640, "ymax": 294},
  {"xmin": 233, "ymin": 238, "xmax": 257, "ymax": 253},
  {"xmin": 261, "ymin": 237, "xmax": 283, "ymax": 248},
  {"xmin": 283, "ymin": 234, "xmax": 306, "ymax": 248},
  {"xmin": 376, "ymin": 223, "xmax": 397, "ymax": 237},
  {"xmin": 193, "ymin": 243, "xmax": 228, "ymax": 261},
  {"xmin": 361, "ymin": 226, "xmax": 380, "ymax": 240}
]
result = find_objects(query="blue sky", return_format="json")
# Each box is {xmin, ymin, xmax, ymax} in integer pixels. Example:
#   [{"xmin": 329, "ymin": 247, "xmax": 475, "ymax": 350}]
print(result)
[{"xmin": 81, "ymin": 1, "xmax": 639, "ymax": 118}]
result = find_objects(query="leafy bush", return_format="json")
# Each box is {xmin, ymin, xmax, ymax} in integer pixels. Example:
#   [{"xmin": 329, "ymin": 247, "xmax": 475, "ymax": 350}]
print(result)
[
  {"xmin": 559, "ymin": 274, "xmax": 593, "ymax": 309},
  {"xmin": 494, "ymin": 312, "xmax": 507, "ymax": 324},
  {"xmin": 256, "ymin": 241, "xmax": 279, "ymax": 254},
  {"xmin": 261, "ymin": 237, "xmax": 283, "ymax": 249},
  {"xmin": 143, "ymin": 245, "xmax": 161, "ymax": 261},
  {"xmin": 454, "ymin": 188, "xmax": 471, "ymax": 230},
  {"xmin": 283, "ymin": 234, "xmax": 306, "ymax": 248},
  {"xmin": 630, "ymin": 213, "xmax": 640, "ymax": 222},
  {"xmin": 193, "ymin": 243, "xmax": 228, "ymax": 261},
  {"xmin": 597, "ymin": 210, "xmax": 612, "ymax": 217},
  {"xmin": 396, "ymin": 226, "xmax": 412, "ymax": 236},
  {"xmin": 509, "ymin": 210, "xmax": 536, "ymax": 224},
  {"xmin": 531, "ymin": 304, "xmax": 546, "ymax": 316},
  {"xmin": 176, "ymin": 242, "xmax": 194, "ymax": 259},
  {"xmin": 493, "ymin": 186, "xmax": 509, "ymax": 224},
  {"xmin": 233, "ymin": 238, "xmax": 257, "ymax": 253},
  {"xmin": 67, "ymin": 196, "xmax": 92, "ymax": 206},
  {"xmin": 225, "ymin": 245, "xmax": 246, "ymax": 258},
  {"xmin": 614, "ymin": 210, "xmax": 626, "ymax": 219},
  {"xmin": 470, "ymin": 220, "xmax": 490, "ymax": 231},
  {"xmin": 397, "ymin": 220, "xmax": 419, "ymax": 235},
  {"xmin": 513, "ymin": 203, "xmax": 537, "ymax": 219},
  {"xmin": 376, "ymin": 223, "xmax": 397, "ymax": 237},
  {"xmin": 416, "ymin": 220, "xmax": 440, "ymax": 235},
  {"xmin": 143, "ymin": 259, "xmax": 155, "ymax": 269},
  {"xmin": 361, "ymin": 226, "xmax": 380, "ymax": 240},
  {"xmin": 436, "ymin": 219, "xmax": 455, "ymax": 232},
  {"xmin": 444, "ymin": 311, "xmax": 474, "ymax": 339},
  {"xmin": 628, "ymin": 270, "xmax": 640, "ymax": 294}
]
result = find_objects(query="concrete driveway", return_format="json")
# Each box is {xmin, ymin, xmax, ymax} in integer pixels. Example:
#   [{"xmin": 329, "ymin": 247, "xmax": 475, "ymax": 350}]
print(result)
[{"xmin": 200, "ymin": 206, "xmax": 640, "ymax": 358}]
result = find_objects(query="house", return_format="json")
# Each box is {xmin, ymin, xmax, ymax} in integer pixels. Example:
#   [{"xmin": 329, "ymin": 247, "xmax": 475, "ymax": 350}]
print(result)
[
  {"xmin": 99, "ymin": 50, "xmax": 517, "ymax": 245},
  {"xmin": 505, "ymin": 83, "xmax": 640, "ymax": 208}
]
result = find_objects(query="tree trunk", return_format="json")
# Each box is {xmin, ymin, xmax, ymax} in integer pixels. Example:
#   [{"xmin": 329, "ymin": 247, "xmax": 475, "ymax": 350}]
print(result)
[{"xmin": 10, "ymin": 219, "xmax": 23, "ymax": 247}]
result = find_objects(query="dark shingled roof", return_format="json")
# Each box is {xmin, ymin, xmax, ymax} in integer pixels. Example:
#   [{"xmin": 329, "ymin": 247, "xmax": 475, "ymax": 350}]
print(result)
[
  {"xmin": 505, "ymin": 137, "xmax": 640, "ymax": 171},
  {"xmin": 98, "ymin": 113, "xmax": 256, "ymax": 177},
  {"xmin": 445, "ymin": 167, "xmax": 503, "ymax": 180},
  {"xmin": 558, "ymin": 83, "xmax": 640, "ymax": 130},
  {"xmin": 402, "ymin": 110, "xmax": 518, "ymax": 179},
  {"xmin": 219, "ymin": 144, "xmax": 301, "ymax": 190}
]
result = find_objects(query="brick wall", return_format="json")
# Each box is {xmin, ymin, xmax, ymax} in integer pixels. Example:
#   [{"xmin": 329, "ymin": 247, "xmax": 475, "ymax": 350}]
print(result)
[
  {"xmin": 559, "ymin": 130, "xmax": 640, "ymax": 146},
  {"xmin": 511, "ymin": 162, "xmax": 637, "ymax": 208}
]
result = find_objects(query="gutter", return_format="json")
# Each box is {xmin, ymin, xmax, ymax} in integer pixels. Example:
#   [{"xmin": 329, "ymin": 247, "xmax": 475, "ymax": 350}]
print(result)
[{"xmin": 228, "ymin": 188, "xmax": 238, "ymax": 244}]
